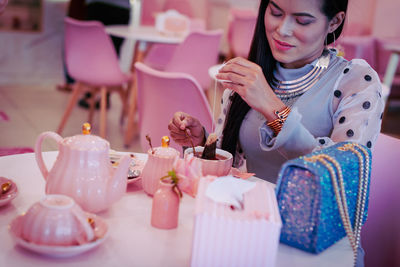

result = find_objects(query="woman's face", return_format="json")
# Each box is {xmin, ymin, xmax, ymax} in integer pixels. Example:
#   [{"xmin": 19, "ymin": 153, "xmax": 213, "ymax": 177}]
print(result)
[{"xmin": 264, "ymin": 0, "xmax": 330, "ymax": 69}]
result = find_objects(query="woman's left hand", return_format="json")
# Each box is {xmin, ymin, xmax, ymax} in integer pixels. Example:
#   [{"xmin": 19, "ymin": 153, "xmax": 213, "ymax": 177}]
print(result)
[{"xmin": 216, "ymin": 57, "xmax": 285, "ymax": 121}]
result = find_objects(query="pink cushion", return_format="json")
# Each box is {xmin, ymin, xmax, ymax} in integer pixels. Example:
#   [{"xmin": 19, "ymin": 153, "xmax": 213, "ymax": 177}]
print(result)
[{"xmin": 363, "ymin": 134, "xmax": 400, "ymax": 266}]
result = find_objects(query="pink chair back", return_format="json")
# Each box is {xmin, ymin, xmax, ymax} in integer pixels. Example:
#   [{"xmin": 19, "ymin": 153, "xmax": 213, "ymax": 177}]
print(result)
[
  {"xmin": 134, "ymin": 62, "xmax": 213, "ymax": 152},
  {"xmin": 163, "ymin": 0, "xmax": 193, "ymax": 18},
  {"xmin": 64, "ymin": 17, "xmax": 130, "ymax": 86},
  {"xmin": 143, "ymin": 18, "xmax": 206, "ymax": 70},
  {"xmin": 363, "ymin": 133, "xmax": 400, "ymax": 266},
  {"xmin": 164, "ymin": 30, "xmax": 223, "ymax": 90},
  {"xmin": 227, "ymin": 8, "xmax": 257, "ymax": 58}
]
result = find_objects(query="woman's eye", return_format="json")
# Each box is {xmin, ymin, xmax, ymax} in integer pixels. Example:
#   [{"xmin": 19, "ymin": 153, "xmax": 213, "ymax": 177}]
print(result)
[
  {"xmin": 270, "ymin": 7, "xmax": 282, "ymax": 17},
  {"xmin": 296, "ymin": 18, "xmax": 313, "ymax": 25}
]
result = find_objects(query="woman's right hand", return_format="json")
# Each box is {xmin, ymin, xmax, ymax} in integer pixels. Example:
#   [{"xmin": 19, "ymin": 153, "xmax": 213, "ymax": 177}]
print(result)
[{"xmin": 168, "ymin": 112, "xmax": 205, "ymax": 147}]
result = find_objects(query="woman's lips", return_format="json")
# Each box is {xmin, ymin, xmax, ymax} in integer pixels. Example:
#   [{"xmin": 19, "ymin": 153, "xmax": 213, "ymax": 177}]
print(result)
[{"xmin": 273, "ymin": 39, "xmax": 294, "ymax": 51}]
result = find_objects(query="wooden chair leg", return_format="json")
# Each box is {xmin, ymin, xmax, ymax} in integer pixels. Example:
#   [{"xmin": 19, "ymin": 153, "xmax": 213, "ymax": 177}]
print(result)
[
  {"xmin": 57, "ymin": 82, "xmax": 82, "ymax": 135},
  {"xmin": 124, "ymin": 78, "xmax": 138, "ymax": 147},
  {"xmin": 99, "ymin": 87, "xmax": 107, "ymax": 138},
  {"xmin": 88, "ymin": 87, "xmax": 96, "ymax": 125},
  {"xmin": 118, "ymin": 86, "xmax": 128, "ymax": 125}
]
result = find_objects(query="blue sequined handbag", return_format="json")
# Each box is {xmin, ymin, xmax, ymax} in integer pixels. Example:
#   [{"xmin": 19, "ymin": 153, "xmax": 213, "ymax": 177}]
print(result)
[{"xmin": 275, "ymin": 142, "xmax": 371, "ymax": 258}]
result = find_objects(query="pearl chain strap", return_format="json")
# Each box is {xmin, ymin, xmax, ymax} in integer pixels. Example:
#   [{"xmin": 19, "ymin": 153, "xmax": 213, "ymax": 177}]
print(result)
[{"xmin": 305, "ymin": 143, "xmax": 370, "ymax": 267}]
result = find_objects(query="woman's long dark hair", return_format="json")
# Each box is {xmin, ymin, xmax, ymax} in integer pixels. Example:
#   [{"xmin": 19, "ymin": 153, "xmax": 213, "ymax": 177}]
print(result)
[{"xmin": 221, "ymin": 0, "xmax": 348, "ymax": 160}]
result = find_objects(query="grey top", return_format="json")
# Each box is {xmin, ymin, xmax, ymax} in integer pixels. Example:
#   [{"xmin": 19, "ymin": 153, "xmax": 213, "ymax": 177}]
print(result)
[{"xmin": 215, "ymin": 50, "xmax": 385, "ymax": 183}]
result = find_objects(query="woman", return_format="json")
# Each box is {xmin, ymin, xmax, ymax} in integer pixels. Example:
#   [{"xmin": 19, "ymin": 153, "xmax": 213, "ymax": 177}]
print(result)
[{"xmin": 168, "ymin": 0, "xmax": 384, "ymax": 182}]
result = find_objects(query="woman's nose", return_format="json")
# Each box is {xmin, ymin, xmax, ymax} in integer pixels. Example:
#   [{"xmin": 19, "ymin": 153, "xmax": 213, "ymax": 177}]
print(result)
[{"xmin": 277, "ymin": 18, "xmax": 293, "ymax": 37}]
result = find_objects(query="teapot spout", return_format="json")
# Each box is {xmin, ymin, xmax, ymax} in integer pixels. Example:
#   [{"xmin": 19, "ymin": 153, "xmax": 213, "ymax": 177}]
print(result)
[{"xmin": 109, "ymin": 155, "xmax": 130, "ymax": 203}]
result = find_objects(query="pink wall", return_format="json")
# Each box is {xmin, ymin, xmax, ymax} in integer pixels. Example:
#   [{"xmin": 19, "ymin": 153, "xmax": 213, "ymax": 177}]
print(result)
[
  {"xmin": 344, "ymin": 0, "xmax": 377, "ymax": 36},
  {"xmin": 371, "ymin": 0, "xmax": 400, "ymax": 38},
  {"xmin": 344, "ymin": 0, "xmax": 399, "ymax": 38}
]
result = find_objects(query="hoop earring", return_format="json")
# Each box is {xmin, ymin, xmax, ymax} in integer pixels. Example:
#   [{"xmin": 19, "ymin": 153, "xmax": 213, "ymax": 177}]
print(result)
[
  {"xmin": 325, "ymin": 35, "xmax": 328, "ymax": 47},
  {"xmin": 333, "ymin": 32, "xmax": 336, "ymax": 49}
]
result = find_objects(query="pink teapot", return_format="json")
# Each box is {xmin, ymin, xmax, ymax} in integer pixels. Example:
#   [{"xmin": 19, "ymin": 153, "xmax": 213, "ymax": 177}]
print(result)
[{"xmin": 34, "ymin": 124, "xmax": 131, "ymax": 213}]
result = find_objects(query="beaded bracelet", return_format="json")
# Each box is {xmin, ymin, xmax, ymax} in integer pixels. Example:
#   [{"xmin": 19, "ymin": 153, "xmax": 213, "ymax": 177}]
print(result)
[{"xmin": 266, "ymin": 106, "xmax": 291, "ymax": 136}]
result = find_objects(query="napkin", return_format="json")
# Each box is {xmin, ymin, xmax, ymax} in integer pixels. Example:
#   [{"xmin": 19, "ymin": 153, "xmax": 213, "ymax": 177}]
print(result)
[{"xmin": 205, "ymin": 176, "xmax": 256, "ymax": 210}]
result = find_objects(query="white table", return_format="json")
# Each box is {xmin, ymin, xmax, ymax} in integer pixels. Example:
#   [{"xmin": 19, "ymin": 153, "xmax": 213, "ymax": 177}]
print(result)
[
  {"xmin": 0, "ymin": 152, "xmax": 353, "ymax": 267},
  {"xmin": 106, "ymin": 25, "xmax": 185, "ymax": 46},
  {"xmin": 106, "ymin": 25, "xmax": 185, "ymax": 64}
]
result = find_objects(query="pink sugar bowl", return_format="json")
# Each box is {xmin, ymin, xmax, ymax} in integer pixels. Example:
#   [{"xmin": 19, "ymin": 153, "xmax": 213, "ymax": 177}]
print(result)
[{"xmin": 141, "ymin": 136, "xmax": 180, "ymax": 196}]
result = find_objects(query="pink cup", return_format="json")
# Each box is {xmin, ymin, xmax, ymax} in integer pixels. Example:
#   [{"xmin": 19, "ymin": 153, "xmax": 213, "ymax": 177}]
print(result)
[
  {"xmin": 20, "ymin": 195, "xmax": 95, "ymax": 246},
  {"xmin": 184, "ymin": 146, "xmax": 233, "ymax": 177}
]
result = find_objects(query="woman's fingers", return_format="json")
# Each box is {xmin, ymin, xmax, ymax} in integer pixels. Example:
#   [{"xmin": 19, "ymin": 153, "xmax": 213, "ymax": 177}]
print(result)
[
  {"xmin": 168, "ymin": 111, "xmax": 205, "ymax": 146},
  {"xmin": 216, "ymin": 59, "xmax": 261, "ymax": 86}
]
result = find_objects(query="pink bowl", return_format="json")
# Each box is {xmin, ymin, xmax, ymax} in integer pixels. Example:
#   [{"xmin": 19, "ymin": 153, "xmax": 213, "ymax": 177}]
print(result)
[
  {"xmin": 19, "ymin": 195, "xmax": 95, "ymax": 246},
  {"xmin": 184, "ymin": 146, "xmax": 233, "ymax": 177}
]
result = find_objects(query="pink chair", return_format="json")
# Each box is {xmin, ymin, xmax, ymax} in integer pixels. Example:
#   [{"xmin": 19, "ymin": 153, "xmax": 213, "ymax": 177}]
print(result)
[
  {"xmin": 134, "ymin": 62, "xmax": 213, "ymax": 152},
  {"xmin": 163, "ymin": 0, "xmax": 193, "ymax": 18},
  {"xmin": 227, "ymin": 8, "xmax": 257, "ymax": 58},
  {"xmin": 143, "ymin": 17, "xmax": 206, "ymax": 71},
  {"xmin": 58, "ymin": 17, "xmax": 131, "ymax": 138},
  {"xmin": 362, "ymin": 133, "xmax": 400, "ymax": 267},
  {"xmin": 163, "ymin": 30, "xmax": 223, "ymax": 91}
]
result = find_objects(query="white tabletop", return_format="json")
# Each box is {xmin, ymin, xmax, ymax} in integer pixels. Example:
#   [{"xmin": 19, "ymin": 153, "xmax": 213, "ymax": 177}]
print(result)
[
  {"xmin": 0, "ymin": 152, "xmax": 353, "ymax": 267},
  {"xmin": 105, "ymin": 25, "xmax": 185, "ymax": 44}
]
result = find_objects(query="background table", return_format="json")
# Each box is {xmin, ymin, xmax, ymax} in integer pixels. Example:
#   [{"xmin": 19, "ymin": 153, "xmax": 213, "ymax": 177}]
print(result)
[
  {"xmin": 0, "ymin": 152, "xmax": 353, "ymax": 267},
  {"xmin": 106, "ymin": 25, "xmax": 185, "ymax": 64}
]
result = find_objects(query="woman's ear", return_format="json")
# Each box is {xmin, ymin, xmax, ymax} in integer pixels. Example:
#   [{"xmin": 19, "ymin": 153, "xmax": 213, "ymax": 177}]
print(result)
[{"xmin": 328, "ymin": 11, "xmax": 345, "ymax": 33}]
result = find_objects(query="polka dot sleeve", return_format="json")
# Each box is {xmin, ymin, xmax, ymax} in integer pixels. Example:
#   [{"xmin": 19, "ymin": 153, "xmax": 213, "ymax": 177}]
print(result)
[
  {"xmin": 259, "ymin": 59, "xmax": 384, "ymax": 159},
  {"xmin": 330, "ymin": 59, "xmax": 384, "ymax": 149}
]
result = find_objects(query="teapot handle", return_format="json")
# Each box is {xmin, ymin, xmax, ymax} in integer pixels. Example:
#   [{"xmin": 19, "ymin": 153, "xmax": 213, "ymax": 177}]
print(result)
[{"xmin": 35, "ymin": 131, "xmax": 63, "ymax": 180}]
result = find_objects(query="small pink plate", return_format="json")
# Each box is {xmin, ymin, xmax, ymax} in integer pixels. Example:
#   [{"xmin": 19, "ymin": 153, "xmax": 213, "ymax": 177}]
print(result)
[
  {"xmin": 110, "ymin": 151, "xmax": 145, "ymax": 184},
  {"xmin": 0, "ymin": 177, "xmax": 18, "ymax": 207},
  {"xmin": 127, "ymin": 158, "xmax": 145, "ymax": 184},
  {"xmin": 9, "ymin": 214, "xmax": 108, "ymax": 257}
]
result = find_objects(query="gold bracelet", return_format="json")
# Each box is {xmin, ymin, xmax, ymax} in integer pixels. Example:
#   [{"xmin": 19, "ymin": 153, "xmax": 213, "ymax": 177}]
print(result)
[{"xmin": 266, "ymin": 106, "xmax": 291, "ymax": 136}]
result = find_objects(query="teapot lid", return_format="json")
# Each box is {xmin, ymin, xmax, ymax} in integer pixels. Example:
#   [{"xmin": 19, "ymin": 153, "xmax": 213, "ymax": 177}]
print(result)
[{"xmin": 61, "ymin": 123, "xmax": 109, "ymax": 151}]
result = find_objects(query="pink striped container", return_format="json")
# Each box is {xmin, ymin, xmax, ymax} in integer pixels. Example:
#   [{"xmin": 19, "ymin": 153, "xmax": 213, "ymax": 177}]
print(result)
[
  {"xmin": 190, "ymin": 177, "xmax": 282, "ymax": 267},
  {"xmin": 141, "ymin": 147, "xmax": 180, "ymax": 196}
]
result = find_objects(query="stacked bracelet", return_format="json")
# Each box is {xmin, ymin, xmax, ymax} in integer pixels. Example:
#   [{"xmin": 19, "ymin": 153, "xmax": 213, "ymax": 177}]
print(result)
[{"xmin": 266, "ymin": 106, "xmax": 291, "ymax": 136}]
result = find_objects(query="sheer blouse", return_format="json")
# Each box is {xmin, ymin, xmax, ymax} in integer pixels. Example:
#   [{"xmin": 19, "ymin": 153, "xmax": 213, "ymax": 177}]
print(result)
[{"xmin": 214, "ymin": 50, "xmax": 385, "ymax": 182}]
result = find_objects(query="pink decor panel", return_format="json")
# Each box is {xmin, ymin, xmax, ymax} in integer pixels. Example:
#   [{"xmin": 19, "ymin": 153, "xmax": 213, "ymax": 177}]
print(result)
[{"xmin": 191, "ymin": 177, "xmax": 281, "ymax": 267}]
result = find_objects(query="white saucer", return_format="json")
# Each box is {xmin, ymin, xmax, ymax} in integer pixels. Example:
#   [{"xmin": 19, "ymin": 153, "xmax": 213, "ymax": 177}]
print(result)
[
  {"xmin": 0, "ymin": 177, "xmax": 18, "ymax": 207},
  {"xmin": 9, "ymin": 214, "xmax": 108, "ymax": 257}
]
